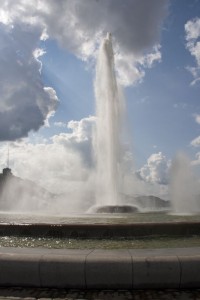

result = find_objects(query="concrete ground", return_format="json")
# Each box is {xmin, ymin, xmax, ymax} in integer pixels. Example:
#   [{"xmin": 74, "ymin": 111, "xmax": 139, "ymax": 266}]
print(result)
[{"xmin": 0, "ymin": 288, "xmax": 199, "ymax": 299}]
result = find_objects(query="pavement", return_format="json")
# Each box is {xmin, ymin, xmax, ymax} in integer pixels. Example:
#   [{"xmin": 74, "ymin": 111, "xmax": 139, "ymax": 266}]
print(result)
[{"xmin": 0, "ymin": 288, "xmax": 200, "ymax": 299}]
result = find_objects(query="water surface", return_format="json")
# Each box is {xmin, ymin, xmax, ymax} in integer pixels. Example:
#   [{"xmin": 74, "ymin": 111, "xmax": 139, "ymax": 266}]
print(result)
[
  {"xmin": 0, "ymin": 211, "xmax": 199, "ymax": 225},
  {"xmin": 0, "ymin": 235, "xmax": 200, "ymax": 249}
]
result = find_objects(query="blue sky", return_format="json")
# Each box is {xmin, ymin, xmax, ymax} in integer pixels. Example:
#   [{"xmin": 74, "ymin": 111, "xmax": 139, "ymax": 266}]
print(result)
[
  {"xmin": 40, "ymin": 39, "xmax": 95, "ymax": 130},
  {"xmin": 1, "ymin": 0, "xmax": 200, "ymax": 198}
]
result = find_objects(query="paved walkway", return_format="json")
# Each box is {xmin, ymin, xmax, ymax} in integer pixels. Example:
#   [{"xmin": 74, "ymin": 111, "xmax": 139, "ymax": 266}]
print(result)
[{"xmin": 0, "ymin": 288, "xmax": 199, "ymax": 299}]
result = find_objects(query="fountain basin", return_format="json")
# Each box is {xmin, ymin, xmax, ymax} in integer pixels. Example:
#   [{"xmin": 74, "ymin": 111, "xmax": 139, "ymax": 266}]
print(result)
[
  {"xmin": 0, "ymin": 247, "xmax": 200, "ymax": 289},
  {"xmin": 0, "ymin": 213, "xmax": 200, "ymax": 289}
]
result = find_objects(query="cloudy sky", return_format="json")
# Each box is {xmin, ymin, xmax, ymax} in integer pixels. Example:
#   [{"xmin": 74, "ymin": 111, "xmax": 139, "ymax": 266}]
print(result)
[{"xmin": 0, "ymin": 0, "xmax": 200, "ymax": 199}]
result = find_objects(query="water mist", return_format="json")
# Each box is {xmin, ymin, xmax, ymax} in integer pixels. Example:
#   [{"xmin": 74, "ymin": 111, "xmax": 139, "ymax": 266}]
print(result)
[
  {"xmin": 170, "ymin": 152, "xmax": 199, "ymax": 215},
  {"xmin": 94, "ymin": 33, "xmax": 123, "ymax": 206}
]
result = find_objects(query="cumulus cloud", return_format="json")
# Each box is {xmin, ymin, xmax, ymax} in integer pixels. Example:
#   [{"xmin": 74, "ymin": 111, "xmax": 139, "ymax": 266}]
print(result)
[
  {"xmin": 191, "ymin": 135, "xmax": 200, "ymax": 147},
  {"xmin": 121, "ymin": 151, "xmax": 169, "ymax": 199},
  {"xmin": 0, "ymin": 0, "xmax": 168, "ymax": 89},
  {"xmin": 193, "ymin": 113, "xmax": 200, "ymax": 124},
  {"xmin": 0, "ymin": 0, "xmax": 168, "ymax": 142},
  {"xmin": 115, "ymin": 45, "xmax": 162, "ymax": 86},
  {"xmin": 0, "ymin": 0, "xmax": 167, "ymax": 55},
  {"xmin": 0, "ymin": 116, "xmax": 96, "ymax": 194},
  {"xmin": 0, "ymin": 21, "xmax": 58, "ymax": 141},
  {"xmin": 185, "ymin": 18, "xmax": 200, "ymax": 85},
  {"xmin": 136, "ymin": 152, "xmax": 171, "ymax": 185},
  {"xmin": 52, "ymin": 116, "xmax": 96, "ymax": 168},
  {"xmin": 191, "ymin": 152, "xmax": 200, "ymax": 166}
]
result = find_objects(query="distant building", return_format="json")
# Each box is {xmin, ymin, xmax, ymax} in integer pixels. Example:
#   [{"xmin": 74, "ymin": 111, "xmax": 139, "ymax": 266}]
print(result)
[{"xmin": 2, "ymin": 168, "xmax": 12, "ymax": 177}]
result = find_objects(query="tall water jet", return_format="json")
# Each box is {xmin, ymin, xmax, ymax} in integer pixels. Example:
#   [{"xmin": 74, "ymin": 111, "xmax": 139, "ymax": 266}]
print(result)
[{"xmin": 94, "ymin": 33, "xmax": 122, "ymax": 206}]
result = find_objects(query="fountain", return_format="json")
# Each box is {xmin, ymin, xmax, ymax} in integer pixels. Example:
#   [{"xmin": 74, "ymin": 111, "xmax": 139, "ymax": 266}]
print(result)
[
  {"xmin": 1, "ymin": 34, "xmax": 199, "ymax": 218},
  {"xmin": 0, "ymin": 34, "xmax": 199, "ymax": 290},
  {"xmin": 92, "ymin": 33, "xmax": 200, "ymax": 216},
  {"xmin": 93, "ymin": 33, "xmax": 139, "ymax": 213},
  {"xmin": 94, "ymin": 32, "xmax": 121, "ymax": 206}
]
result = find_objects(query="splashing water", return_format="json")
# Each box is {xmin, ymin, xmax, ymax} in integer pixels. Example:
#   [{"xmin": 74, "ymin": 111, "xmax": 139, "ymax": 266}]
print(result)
[{"xmin": 94, "ymin": 33, "xmax": 123, "ymax": 206}]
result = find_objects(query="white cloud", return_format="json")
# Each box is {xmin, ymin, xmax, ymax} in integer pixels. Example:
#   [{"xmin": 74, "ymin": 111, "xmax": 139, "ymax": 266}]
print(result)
[
  {"xmin": 191, "ymin": 135, "xmax": 200, "ymax": 147},
  {"xmin": 33, "ymin": 48, "xmax": 46, "ymax": 59},
  {"xmin": 137, "ymin": 44, "xmax": 162, "ymax": 67},
  {"xmin": 193, "ymin": 114, "xmax": 200, "ymax": 124},
  {"xmin": 185, "ymin": 18, "xmax": 200, "ymax": 41},
  {"xmin": 136, "ymin": 152, "xmax": 171, "ymax": 185},
  {"xmin": 115, "ymin": 44, "xmax": 162, "ymax": 86},
  {"xmin": 52, "ymin": 116, "xmax": 96, "ymax": 168},
  {"xmin": 0, "ymin": 0, "xmax": 168, "ymax": 91},
  {"xmin": 191, "ymin": 152, "xmax": 200, "ymax": 166},
  {"xmin": 0, "ymin": 22, "xmax": 58, "ymax": 141},
  {"xmin": 54, "ymin": 122, "xmax": 67, "ymax": 128},
  {"xmin": 185, "ymin": 18, "xmax": 200, "ymax": 85},
  {"xmin": 0, "ymin": 116, "xmax": 96, "ymax": 195},
  {"xmin": 115, "ymin": 53, "xmax": 145, "ymax": 86},
  {"xmin": 0, "ymin": 0, "xmax": 168, "ymax": 142}
]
